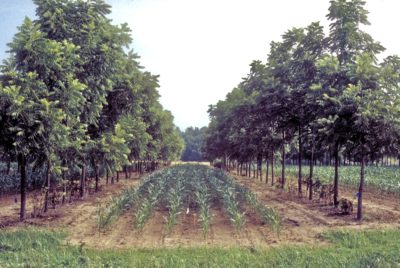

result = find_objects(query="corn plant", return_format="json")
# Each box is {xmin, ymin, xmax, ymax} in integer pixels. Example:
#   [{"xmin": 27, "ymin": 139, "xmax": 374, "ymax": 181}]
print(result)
[
  {"xmin": 194, "ymin": 181, "xmax": 212, "ymax": 237},
  {"xmin": 237, "ymin": 185, "xmax": 281, "ymax": 233},
  {"xmin": 97, "ymin": 164, "xmax": 281, "ymax": 236},
  {"xmin": 209, "ymin": 176, "xmax": 246, "ymax": 232},
  {"xmin": 285, "ymin": 165, "xmax": 400, "ymax": 196},
  {"xmin": 97, "ymin": 186, "xmax": 139, "ymax": 230},
  {"xmin": 165, "ymin": 179, "xmax": 184, "ymax": 233},
  {"xmin": 134, "ymin": 180, "xmax": 166, "ymax": 230}
]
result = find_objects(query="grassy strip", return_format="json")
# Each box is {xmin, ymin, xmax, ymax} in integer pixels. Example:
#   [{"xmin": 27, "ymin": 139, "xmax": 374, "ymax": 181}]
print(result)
[{"xmin": 0, "ymin": 228, "xmax": 399, "ymax": 267}]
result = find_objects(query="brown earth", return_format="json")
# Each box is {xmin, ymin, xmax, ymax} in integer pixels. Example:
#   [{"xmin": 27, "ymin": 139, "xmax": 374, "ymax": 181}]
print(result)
[{"xmin": 1, "ymin": 170, "xmax": 399, "ymax": 249}]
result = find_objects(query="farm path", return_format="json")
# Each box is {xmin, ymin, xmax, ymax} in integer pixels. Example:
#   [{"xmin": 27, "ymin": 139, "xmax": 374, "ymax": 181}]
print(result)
[{"xmin": 1, "ymin": 169, "xmax": 399, "ymax": 249}]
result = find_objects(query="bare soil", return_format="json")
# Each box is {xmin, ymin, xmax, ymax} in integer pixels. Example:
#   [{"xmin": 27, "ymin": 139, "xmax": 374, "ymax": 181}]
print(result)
[{"xmin": 1, "ymin": 170, "xmax": 399, "ymax": 249}]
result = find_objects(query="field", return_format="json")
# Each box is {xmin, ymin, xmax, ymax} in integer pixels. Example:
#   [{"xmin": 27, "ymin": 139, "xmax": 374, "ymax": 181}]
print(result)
[
  {"xmin": 1, "ymin": 164, "xmax": 400, "ymax": 267},
  {"xmin": 97, "ymin": 164, "xmax": 280, "ymax": 235},
  {"xmin": 2, "ymin": 0, "xmax": 400, "ymax": 266},
  {"xmin": 284, "ymin": 165, "xmax": 400, "ymax": 195}
]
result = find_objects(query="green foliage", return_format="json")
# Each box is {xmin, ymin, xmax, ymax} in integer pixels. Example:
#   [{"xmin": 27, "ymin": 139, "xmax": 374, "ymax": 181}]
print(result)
[
  {"xmin": 237, "ymin": 186, "xmax": 281, "ymax": 233},
  {"xmin": 134, "ymin": 179, "xmax": 166, "ymax": 230},
  {"xmin": 203, "ymin": 0, "xmax": 400, "ymax": 220},
  {"xmin": 165, "ymin": 178, "xmax": 184, "ymax": 233},
  {"xmin": 180, "ymin": 127, "xmax": 207, "ymax": 161},
  {"xmin": 285, "ymin": 165, "xmax": 400, "ymax": 195},
  {"xmin": 0, "ymin": 0, "xmax": 184, "ymax": 223},
  {"xmin": 194, "ymin": 181, "xmax": 212, "ymax": 237},
  {"xmin": 97, "ymin": 185, "xmax": 139, "ymax": 229},
  {"xmin": 98, "ymin": 164, "xmax": 281, "ymax": 234}
]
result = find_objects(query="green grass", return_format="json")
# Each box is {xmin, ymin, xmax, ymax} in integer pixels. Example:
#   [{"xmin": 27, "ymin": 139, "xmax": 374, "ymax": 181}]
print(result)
[{"xmin": 1, "ymin": 228, "xmax": 399, "ymax": 267}]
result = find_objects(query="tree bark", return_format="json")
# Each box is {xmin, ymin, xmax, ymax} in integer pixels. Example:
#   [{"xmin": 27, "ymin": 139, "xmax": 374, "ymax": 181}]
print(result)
[
  {"xmin": 266, "ymin": 156, "xmax": 269, "ymax": 184},
  {"xmin": 271, "ymin": 151, "xmax": 275, "ymax": 186},
  {"xmin": 62, "ymin": 169, "xmax": 66, "ymax": 204},
  {"xmin": 6, "ymin": 159, "xmax": 11, "ymax": 175},
  {"xmin": 298, "ymin": 127, "xmax": 302, "ymax": 195},
  {"xmin": 357, "ymin": 147, "xmax": 365, "ymax": 221},
  {"xmin": 257, "ymin": 154, "xmax": 262, "ymax": 181},
  {"xmin": 334, "ymin": 143, "xmax": 339, "ymax": 207},
  {"xmin": 281, "ymin": 130, "xmax": 286, "ymax": 188},
  {"xmin": 309, "ymin": 138, "xmax": 314, "ymax": 200},
  {"xmin": 18, "ymin": 154, "xmax": 27, "ymax": 221},
  {"xmin": 94, "ymin": 163, "xmax": 99, "ymax": 192},
  {"xmin": 44, "ymin": 161, "xmax": 51, "ymax": 213},
  {"xmin": 80, "ymin": 161, "xmax": 86, "ymax": 198}
]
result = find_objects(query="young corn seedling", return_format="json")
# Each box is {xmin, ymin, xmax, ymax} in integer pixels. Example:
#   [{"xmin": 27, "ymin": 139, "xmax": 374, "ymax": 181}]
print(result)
[
  {"xmin": 210, "ymin": 177, "xmax": 246, "ymax": 233},
  {"xmin": 134, "ymin": 180, "xmax": 165, "ymax": 231},
  {"xmin": 97, "ymin": 186, "xmax": 139, "ymax": 230},
  {"xmin": 165, "ymin": 180, "xmax": 184, "ymax": 233},
  {"xmin": 194, "ymin": 185, "xmax": 212, "ymax": 238},
  {"xmin": 237, "ymin": 185, "xmax": 281, "ymax": 233}
]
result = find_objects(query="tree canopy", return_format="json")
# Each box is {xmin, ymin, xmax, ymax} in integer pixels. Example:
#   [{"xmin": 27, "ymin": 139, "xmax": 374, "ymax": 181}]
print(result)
[
  {"xmin": 0, "ymin": 0, "xmax": 184, "ymax": 220},
  {"xmin": 203, "ymin": 0, "xmax": 400, "ymax": 221}
]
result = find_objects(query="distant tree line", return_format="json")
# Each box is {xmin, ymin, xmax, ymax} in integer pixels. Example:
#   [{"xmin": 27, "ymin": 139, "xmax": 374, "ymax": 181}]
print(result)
[
  {"xmin": 203, "ymin": 0, "xmax": 400, "ymax": 220},
  {"xmin": 180, "ymin": 127, "xmax": 207, "ymax": 162},
  {"xmin": 0, "ymin": 0, "xmax": 184, "ymax": 221}
]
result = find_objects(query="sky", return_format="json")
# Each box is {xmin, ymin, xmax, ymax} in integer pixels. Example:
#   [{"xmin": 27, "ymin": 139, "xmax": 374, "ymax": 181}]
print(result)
[{"xmin": 1, "ymin": 0, "xmax": 400, "ymax": 130}]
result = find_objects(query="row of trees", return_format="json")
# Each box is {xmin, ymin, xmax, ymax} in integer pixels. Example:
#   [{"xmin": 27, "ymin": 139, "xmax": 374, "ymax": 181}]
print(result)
[
  {"xmin": 204, "ymin": 0, "xmax": 400, "ymax": 220},
  {"xmin": 0, "ymin": 0, "xmax": 184, "ymax": 221},
  {"xmin": 180, "ymin": 127, "xmax": 207, "ymax": 161}
]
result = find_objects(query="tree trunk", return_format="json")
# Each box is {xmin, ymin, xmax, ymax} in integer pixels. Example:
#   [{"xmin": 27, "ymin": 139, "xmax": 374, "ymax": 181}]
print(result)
[
  {"xmin": 298, "ymin": 127, "xmax": 302, "ymax": 195},
  {"xmin": 116, "ymin": 171, "xmax": 119, "ymax": 182},
  {"xmin": 62, "ymin": 169, "xmax": 66, "ymax": 204},
  {"xmin": 271, "ymin": 151, "xmax": 275, "ymax": 186},
  {"xmin": 334, "ymin": 143, "xmax": 339, "ymax": 207},
  {"xmin": 94, "ymin": 163, "xmax": 99, "ymax": 192},
  {"xmin": 257, "ymin": 154, "xmax": 262, "ymax": 181},
  {"xmin": 281, "ymin": 130, "xmax": 286, "ymax": 188},
  {"xmin": 266, "ymin": 156, "xmax": 269, "ymax": 184},
  {"xmin": 6, "ymin": 159, "xmax": 11, "ymax": 175},
  {"xmin": 80, "ymin": 161, "xmax": 86, "ymax": 198},
  {"xmin": 69, "ymin": 176, "xmax": 74, "ymax": 203},
  {"xmin": 44, "ymin": 161, "xmax": 51, "ymax": 213},
  {"xmin": 309, "ymin": 139, "xmax": 314, "ymax": 201},
  {"xmin": 357, "ymin": 148, "xmax": 365, "ymax": 221},
  {"xmin": 18, "ymin": 154, "xmax": 27, "ymax": 221},
  {"xmin": 106, "ymin": 169, "xmax": 109, "ymax": 184}
]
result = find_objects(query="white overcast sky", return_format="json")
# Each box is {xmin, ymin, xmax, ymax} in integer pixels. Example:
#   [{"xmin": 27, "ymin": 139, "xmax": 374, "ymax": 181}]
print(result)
[
  {"xmin": 1, "ymin": 1, "xmax": 400, "ymax": 130},
  {"xmin": 106, "ymin": 0, "xmax": 400, "ymax": 130}
]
